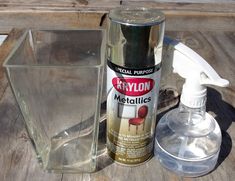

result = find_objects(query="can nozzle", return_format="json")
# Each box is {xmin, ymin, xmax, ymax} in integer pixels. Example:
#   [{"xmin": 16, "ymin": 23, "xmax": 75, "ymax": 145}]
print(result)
[{"xmin": 164, "ymin": 37, "xmax": 229, "ymax": 108}]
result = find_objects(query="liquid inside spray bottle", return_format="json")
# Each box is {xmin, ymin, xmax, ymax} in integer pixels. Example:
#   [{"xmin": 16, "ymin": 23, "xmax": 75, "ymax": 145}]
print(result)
[{"xmin": 106, "ymin": 7, "xmax": 165, "ymax": 165}]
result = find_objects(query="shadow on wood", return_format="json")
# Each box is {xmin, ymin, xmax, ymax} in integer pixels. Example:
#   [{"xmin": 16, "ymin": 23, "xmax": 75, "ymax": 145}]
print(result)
[
  {"xmin": 207, "ymin": 87, "xmax": 234, "ymax": 169},
  {"xmin": 216, "ymin": 131, "xmax": 232, "ymax": 169},
  {"xmin": 207, "ymin": 87, "xmax": 235, "ymax": 132}
]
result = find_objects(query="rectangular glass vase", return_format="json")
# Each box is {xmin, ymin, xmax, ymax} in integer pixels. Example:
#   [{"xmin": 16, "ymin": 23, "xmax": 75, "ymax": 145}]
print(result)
[{"xmin": 3, "ymin": 29, "xmax": 106, "ymax": 173}]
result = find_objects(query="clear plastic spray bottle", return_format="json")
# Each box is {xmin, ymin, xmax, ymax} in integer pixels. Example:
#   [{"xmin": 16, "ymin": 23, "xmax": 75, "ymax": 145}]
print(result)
[{"xmin": 154, "ymin": 37, "xmax": 229, "ymax": 177}]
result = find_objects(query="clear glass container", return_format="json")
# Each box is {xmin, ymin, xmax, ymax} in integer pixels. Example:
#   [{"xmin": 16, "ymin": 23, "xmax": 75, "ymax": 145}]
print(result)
[{"xmin": 3, "ymin": 29, "xmax": 106, "ymax": 173}]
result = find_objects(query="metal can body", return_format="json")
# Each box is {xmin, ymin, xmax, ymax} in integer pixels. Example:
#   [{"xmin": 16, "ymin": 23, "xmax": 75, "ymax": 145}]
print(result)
[{"xmin": 106, "ymin": 7, "xmax": 165, "ymax": 165}]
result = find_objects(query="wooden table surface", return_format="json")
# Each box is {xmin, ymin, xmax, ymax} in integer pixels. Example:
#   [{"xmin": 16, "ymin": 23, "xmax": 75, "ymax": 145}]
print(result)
[{"xmin": 0, "ymin": 1, "xmax": 235, "ymax": 181}]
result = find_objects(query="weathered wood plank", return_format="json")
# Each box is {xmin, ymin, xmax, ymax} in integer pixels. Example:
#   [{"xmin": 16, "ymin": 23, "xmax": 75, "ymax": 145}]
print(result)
[
  {"xmin": 0, "ymin": 10, "xmax": 234, "ymax": 35},
  {"xmin": 0, "ymin": 0, "xmax": 120, "ymax": 10},
  {"xmin": 0, "ymin": 1, "xmax": 234, "ymax": 33},
  {"xmin": 0, "ymin": 1, "xmax": 235, "ymax": 14},
  {"xmin": 123, "ymin": 1, "xmax": 235, "ymax": 13},
  {"xmin": 127, "ymin": 0, "xmax": 235, "ymax": 1},
  {"xmin": 0, "ymin": 12, "xmax": 107, "ymax": 33}
]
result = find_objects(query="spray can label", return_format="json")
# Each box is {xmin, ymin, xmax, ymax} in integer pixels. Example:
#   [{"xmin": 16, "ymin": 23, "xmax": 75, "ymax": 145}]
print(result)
[{"xmin": 107, "ymin": 61, "xmax": 161, "ymax": 165}]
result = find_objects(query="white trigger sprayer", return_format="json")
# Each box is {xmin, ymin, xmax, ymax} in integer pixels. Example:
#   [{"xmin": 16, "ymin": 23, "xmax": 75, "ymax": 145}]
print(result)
[{"xmin": 154, "ymin": 37, "xmax": 229, "ymax": 177}]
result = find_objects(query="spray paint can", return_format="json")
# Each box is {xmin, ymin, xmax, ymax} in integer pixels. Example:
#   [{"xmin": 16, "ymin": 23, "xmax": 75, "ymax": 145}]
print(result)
[{"xmin": 106, "ymin": 7, "xmax": 165, "ymax": 165}]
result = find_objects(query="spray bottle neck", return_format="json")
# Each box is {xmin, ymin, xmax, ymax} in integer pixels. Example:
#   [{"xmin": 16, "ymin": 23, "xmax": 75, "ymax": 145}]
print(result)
[
  {"xmin": 177, "ymin": 76, "xmax": 208, "ymax": 129},
  {"xmin": 179, "ymin": 102, "xmax": 206, "ymax": 122},
  {"xmin": 168, "ymin": 102, "xmax": 211, "ymax": 137},
  {"xmin": 180, "ymin": 78, "xmax": 207, "ymax": 109}
]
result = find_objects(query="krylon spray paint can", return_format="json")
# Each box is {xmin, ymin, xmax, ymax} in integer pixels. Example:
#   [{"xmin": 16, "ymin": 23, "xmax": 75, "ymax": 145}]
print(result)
[{"xmin": 106, "ymin": 7, "xmax": 165, "ymax": 165}]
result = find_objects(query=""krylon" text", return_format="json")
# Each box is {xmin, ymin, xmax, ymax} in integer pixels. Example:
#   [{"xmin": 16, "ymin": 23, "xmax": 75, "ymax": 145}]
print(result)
[{"xmin": 116, "ymin": 79, "xmax": 151, "ymax": 92}]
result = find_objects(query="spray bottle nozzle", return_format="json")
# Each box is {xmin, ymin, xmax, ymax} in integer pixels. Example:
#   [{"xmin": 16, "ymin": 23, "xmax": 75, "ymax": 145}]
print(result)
[{"xmin": 164, "ymin": 37, "xmax": 229, "ymax": 108}]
